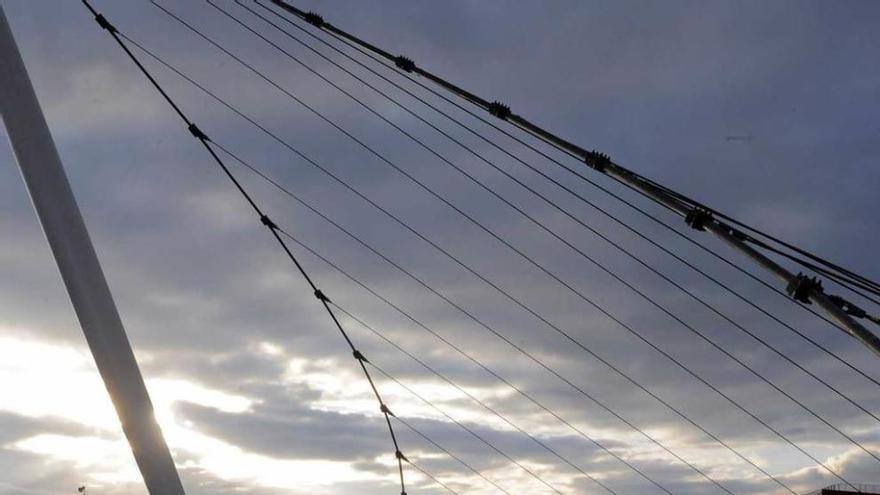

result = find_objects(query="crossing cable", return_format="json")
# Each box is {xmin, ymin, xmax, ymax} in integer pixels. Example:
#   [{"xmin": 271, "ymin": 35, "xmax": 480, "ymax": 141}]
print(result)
[
  {"xmin": 255, "ymin": 0, "xmax": 880, "ymax": 388},
  {"xmin": 266, "ymin": 0, "xmax": 880, "ymax": 355},
  {"xmin": 125, "ymin": 14, "xmax": 816, "ymax": 491},
  {"xmin": 201, "ymin": 144, "xmax": 634, "ymax": 495},
  {"xmin": 153, "ymin": 3, "xmax": 873, "ymax": 483},
  {"xmin": 205, "ymin": 136, "xmax": 760, "ymax": 494},
  {"xmin": 405, "ymin": 458, "xmax": 461, "ymax": 495},
  {"xmin": 369, "ymin": 361, "xmax": 566, "ymax": 495},
  {"xmin": 267, "ymin": 0, "xmax": 880, "ymax": 301},
  {"xmin": 330, "ymin": 302, "xmax": 633, "ymax": 495},
  {"xmin": 745, "ymin": 235, "xmax": 880, "ymax": 306},
  {"xmin": 395, "ymin": 416, "xmax": 513, "ymax": 495},
  {"xmin": 79, "ymin": 3, "xmax": 410, "ymax": 492},
  {"xmin": 246, "ymin": 2, "xmax": 880, "ymax": 393},
  {"xmin": 234, "ymin": 0, "xmax": 880, "ymax": 429},
  {"xmin": 280, "ymin": 229, "xmax": 726, "ymax": 494},
  {"xmin": 184, "ymin": 118, "xmax": 569, "ymax": 494},
  {"xmin": 111, "ymin": 32, "xmax": 728, "ymax": 495}
]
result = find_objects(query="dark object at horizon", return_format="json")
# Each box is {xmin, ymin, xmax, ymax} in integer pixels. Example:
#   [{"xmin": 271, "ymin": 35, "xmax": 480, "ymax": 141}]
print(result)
[{"xmin": 808, "ymin": 483, "xmax": 880, "ymax": 495}]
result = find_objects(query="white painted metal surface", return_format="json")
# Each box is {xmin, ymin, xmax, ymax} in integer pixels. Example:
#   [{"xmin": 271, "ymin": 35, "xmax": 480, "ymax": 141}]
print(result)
[{"xmin": 0, "ymin": 6, "xmax": 186, "ymax": 494}]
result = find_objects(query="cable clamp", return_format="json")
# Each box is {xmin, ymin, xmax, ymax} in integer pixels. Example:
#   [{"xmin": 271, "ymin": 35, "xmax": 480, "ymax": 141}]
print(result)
[
  {"xmin": 786, "ymin": 273, "xmax": 822, "ymax": 304},
  {"xmin": 303, "ymin": 11, "xmax": 325, "ymax": 27},
  {"xmin": 583, "ymin": 150, "xmax": 611, "ymax": 172},
  {"xmin": 394, "ymin": 55, "xmax": 416, "ymax": 73},
  {"xmin": 828, "ymin": 295, "xmax": 867, "ymax": 319},
  {"xmin": 259, "ymin": 214, "xmax": 278, "ymax": 230},
  {"xmin": 314, "ymin": 289, "xmax": 330, "ymax": 303},
  {"xmin": 94, "ymin": 13, "xmax": 118, "ymax": 34},
  {"xmin": 380, "ymin": 404, "xmax": 395, "ymax": 417},
  {"xmin": 188, "ymin": 123, "xmax": 210, "ymax": 142},
  {"xmin": 487, "ymin": 101, "xmax": 511, "ymax": 119},
  {"xmin": 685, "ymin": 208, "xmax": 713, "ymax": 231},
  {"xmin": 352, "ymin": 349, "xmax": 369, "ymax": 363},
  {"xmin": 395, "ymin": 450, "xmax": 408, "ymax": 462}
]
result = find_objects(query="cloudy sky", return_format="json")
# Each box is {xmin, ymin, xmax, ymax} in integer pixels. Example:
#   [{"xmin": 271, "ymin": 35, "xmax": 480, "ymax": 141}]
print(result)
[{"xmin": 1, "ymin": 1, "xmax": 879, "ymax": 494}]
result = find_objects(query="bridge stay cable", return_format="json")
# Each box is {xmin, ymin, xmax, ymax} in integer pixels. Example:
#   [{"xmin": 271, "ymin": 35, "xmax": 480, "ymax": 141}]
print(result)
[
  {"xmin": 80, "ymin": 3, "xmax": 410, "ymax": 492},
  {"xmin": 227, "ymin": 0, "xmax": 880, "ymax": 431},
  {"xmin": 116, "ymin": 31, "xmax": 731, "ymax": 493},
  {"xmin": 144, "ymin": 1, "xmax": 871, "ymax": 487},
  {"xmin": 128, "ymin": 8, "xmax": 854, "ymax": 489},
  {"xmin": 248, "ymin": 0, "xmax": 880, "ymax": 389},
  {"xmin": 265, "ymin": 0, "xmax": 880, "ymax": 358}
]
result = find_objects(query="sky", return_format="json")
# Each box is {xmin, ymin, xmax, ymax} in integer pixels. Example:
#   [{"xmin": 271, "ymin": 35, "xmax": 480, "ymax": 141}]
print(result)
[{"xmin": 1, "ymin": 1, "xmax": 879, "ymax": 494}]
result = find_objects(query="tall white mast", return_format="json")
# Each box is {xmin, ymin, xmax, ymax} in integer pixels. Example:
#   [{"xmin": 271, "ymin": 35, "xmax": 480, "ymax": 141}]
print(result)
[{"xmin": 0, "ymin": 6, "xmax": 186, "ymax": 495}]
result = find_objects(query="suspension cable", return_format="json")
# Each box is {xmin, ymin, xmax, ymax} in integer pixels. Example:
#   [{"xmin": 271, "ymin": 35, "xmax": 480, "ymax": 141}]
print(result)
[
  {"xmin": 248, "ymin": 0, "xmax": 880, "ymax": 388},
  {"xmin": 128, "ymin": 11, "xmax": 831, "ymax": 490},
  {"xmin": 149, "ymin": 2, "xmax": 869, "ymax": 486},
  {"xmin": 115, "ymin": 31, "xmax": 730, "ymax": 492},
  {"xmin": 265, "ymin": 0, "xmax": 880, "ymax": 353},
  {"xmin": 369, "ymin": 361, "xmax": 565, "ymax": 494},
  {"xmin": 231, "ymin": 0, "xmax": 880, "ymax": 432},
  {"xmin": 80, "ymin": 2, "xmax": 409, "ymax": 492}
]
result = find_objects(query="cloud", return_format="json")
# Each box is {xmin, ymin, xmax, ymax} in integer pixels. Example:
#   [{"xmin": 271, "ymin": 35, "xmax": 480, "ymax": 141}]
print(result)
[{"xmin": 2, "ymin": 0, "xmax": 879, "ymax": 494}]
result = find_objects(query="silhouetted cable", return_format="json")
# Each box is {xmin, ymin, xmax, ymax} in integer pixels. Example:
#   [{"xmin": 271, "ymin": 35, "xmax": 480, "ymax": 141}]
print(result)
[
  {"xmin": 113, "ymin": 35, "xmax": 705, "ymax": 487},
  {"xmin": 393, "ymin": 416, "xmax": 511, "ymax": 495},
  {"xmin": 210, "ymin": 131, "xmax": 773, "ymax": 491},
  {"xmin": 151, "ymin": 3, "xmax": 870, "ymax": 484},
  {"xmin": 234, "ymin": 0, "xmax": 880, "ymax": 433},
  {"xmin": 248, "ymin": 0, "xmax": 880, "ymax": 393},
  {"xmin": 369, "ymin": 362, "xmax": 566, "ymax": 495},
  {"xmin": 126, "ymin": 12, "xmax": 806, "ymax": 490},
  {"xmin": 279, "ymin": 228, "xmax": 727, "ymax": 494},
  {"xmin": 261, "ymin": 0, "xmax": 880, "ymax": 379},
  {"xmin": 113, "ymin": 34, "xmax": 739, "ymax": 492},
  {"xmin": 271, "ymin": 0, "xmax": 880, "ymax": 301},
  {"xmin": 405, "ymin": 458, "xmax": 461, "ymax": 495},
  {"xmin": 331, "ymin": 303, "xmax": 634, "ymax": 495},
  {"xmin": 80, "ymin": 3, "xmax": 409, "ymax": 492}
]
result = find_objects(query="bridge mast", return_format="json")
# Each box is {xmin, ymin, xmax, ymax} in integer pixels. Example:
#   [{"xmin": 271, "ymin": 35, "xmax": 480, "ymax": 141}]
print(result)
[{"xmin": 0, "ymin": 6, "xmax": 186, "ymax": 495}]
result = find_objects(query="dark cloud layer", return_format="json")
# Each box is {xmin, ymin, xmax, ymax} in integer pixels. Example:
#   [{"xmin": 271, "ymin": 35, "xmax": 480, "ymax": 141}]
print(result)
[{"xmin": 1, "ymin": 1, "xmax": 879, "ymax": 494}]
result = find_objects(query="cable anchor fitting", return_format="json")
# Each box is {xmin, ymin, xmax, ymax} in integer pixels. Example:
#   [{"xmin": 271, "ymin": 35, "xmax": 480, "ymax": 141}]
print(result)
[
  {"xmin": 303, "ymin": 11, "xmax": 325, "ymax": 27},
  {"xmin": 313, "ymin": 289, "xmax": 330, "ymax": 303},
  {"xmin": 394, "ymin": 55, "xmax": 416, "ymax": 73},
  {"xmin": 259, "ymin": 214, "xmax": 278, "ymax": 230},
  {"xmin": 487, "ymin": 101, "xmax": 511, "ymax": 119},
  {"xmin": 685, "ymin": 208, "xmax": 713, "ymax": 231},
  {"xmin": 94, "ymin": 13, "xmax": 118, "ymax": 34},
  {"xmin": 786, "ymin": 273, "xmax": 823, "ymax": 304},
  {"xmin": 380, "ymin": 404, "xmax": 395, "ymax": 417},
  {"xmin": 187, "ymin": 123, "xmax": 210, "ymax": 142},
  {"xmin": 584, "ymin": 150, "xmax": 611, "ymax": 172},
  {"xmin": 352, "ymin": 349, "xmax": 369, "ymax": 363},
  {"xmin": 395, "ymin": 450, "xmax": 408, "ymax": 462}
]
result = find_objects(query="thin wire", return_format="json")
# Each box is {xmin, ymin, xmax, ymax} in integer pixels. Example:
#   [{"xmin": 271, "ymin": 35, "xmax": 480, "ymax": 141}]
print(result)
[
  {"xmin": 394, "ymin": 417, "xmax": 512, "ymax": 495},
  {"xmin": 80, "ymin": 3, "xmax": 408, "ymax": 492},
  {"xmin": 115, "ymin": 33, "xmax": 734, "ymax": 491},
  {"xmin": 331, "ymin": 300, "xmax": 674, "ymax": 495},
  {"xmin": 205, "ymin": 141, "xmax": 565, "ymax": 495},
  {"xmin": 113, "ymin": 33, "xmax": 718, "ymax": 490},
  {"xmin": 369, "ymin": 361, "xmax": 565, "ymax": 495},
  {"xmin": 236, "ymin": 0, "xmax": 880, "ymax": 432},
  {"xmin": 280, "ymin": 227, "xmax": 725, "ymax": 493},
  {"xmin": 405, "ymin": 458, "xmax": 461, "ymax": 495},
  {"xmin": 155, "ymin": 2, "xmax": 869, "ymax": 485},
  {"xmin": 330, "ymin": 302, "xmax": 622, "ymax": 495},
  {"xmin": 264, "ymin": 0, "xmax": 880, "ymax": 385},
  {"xmin": 211, "ymin": 127, "xmax": 775, "ymax": 491},
  {"xmin": 250, "ymin": 0, "xmax": 880, "ymax": 388},
  {"xmin": 129, "ymin": 11, "xmax": 807, "ymax": 490}
]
